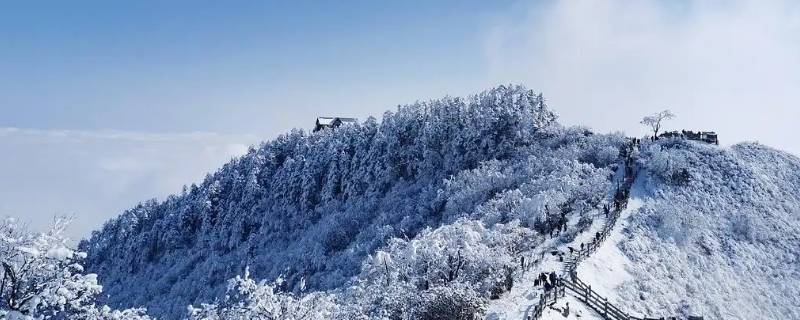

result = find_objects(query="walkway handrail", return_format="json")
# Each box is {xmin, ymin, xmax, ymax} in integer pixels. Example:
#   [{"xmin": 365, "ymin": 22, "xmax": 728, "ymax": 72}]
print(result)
[
  {"xmin": 560, "ymin": 276, "xmax": 637, "ymax": 320},
  {"xmin": 556, "ymin": 142, "xmax": 683, "ymax": 320},
  {"xmin": 524, "ymin": 140, "xmax": 685, "ymax": 320},
  {"xmin": 527, "ymin": 283, "xmax": 566, "ymax": 319}
]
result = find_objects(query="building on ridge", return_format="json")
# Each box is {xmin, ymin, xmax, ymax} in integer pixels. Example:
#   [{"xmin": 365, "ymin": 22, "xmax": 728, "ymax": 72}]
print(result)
[
  {"xmin": 659, "ymin": 130, "xmax": 719, "ymax": 145},
  {"xmin": 314, "ymin": 117, "xmax": 358, "ymax": 132}
]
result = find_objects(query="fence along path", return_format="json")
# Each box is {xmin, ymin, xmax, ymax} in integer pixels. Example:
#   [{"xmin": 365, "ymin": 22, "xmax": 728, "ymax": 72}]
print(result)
[
  {"xmin": 524, "ymin": 141, "xmax": 638, "ymax": 320},
  {"xmin": 562, "ymin": 153, "xmax": 633, "ymax": 275},
  {"xmin": 559, "ymin": 145, "xmax": 645, "ymax": 320},
  {"xmin": 526, "ymin": 140, "xmax": 691, "ymax": 320},
  {"xmin": 557, "ymin": 142, "xmax": 686, "ymax": 320},
  {"xmin": 560, "ymin": 275, "xmax": 678, "ymax": 320},
  {"xmin": 525, "ymin": 281, "xmax": 566, "ymax": 319}
]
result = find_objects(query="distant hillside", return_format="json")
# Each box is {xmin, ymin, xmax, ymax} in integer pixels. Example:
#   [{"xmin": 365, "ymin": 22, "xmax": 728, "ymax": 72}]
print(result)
[
  {"xmin": 82, "ymin": 85, "xmax": 632, "ymax": 318},
  {"xmin": 563, "ymin": 140, "xmax": 800, "ymax": 320},
  {"xmin": 612, "ymin": 140, "xmax": 800, "ymax": 319}
]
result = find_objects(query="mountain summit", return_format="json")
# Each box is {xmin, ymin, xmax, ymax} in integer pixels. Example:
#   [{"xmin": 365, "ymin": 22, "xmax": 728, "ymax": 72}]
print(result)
[{"xmin": 80, "ymin": 86, "xmax": 800, "ymax": 320}]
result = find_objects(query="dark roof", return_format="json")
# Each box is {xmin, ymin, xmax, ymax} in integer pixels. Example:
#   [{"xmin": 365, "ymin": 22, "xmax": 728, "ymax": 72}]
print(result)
[
  {"xmin": 316, "ymin": 117, "xmax": 357, "ymax": 125},
  {"xmin": 314, "ymin": 116, "xmax": 358, "ymax": 132}
]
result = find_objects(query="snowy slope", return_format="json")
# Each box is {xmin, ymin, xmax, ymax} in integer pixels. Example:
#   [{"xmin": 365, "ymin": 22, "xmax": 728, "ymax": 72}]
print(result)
[
  {"xmin": 609, "ymin": 141, "xmax": 800, "ymax": 319},
  {"xmin": 486, "ymin": 163, "xmax": 633, "ymax": 320},
  {"xmin": 485, "ymin": 204, "xmax": 610, "ymax": 320},
  {"xmin": 79, "ymin": 86, "xmax": 629, "ymax": 319},
  {"xmin": 490, "ymin": 140, "xmax": 800, "ymax": 320},
  {"xmin": 77, "ymin": 85, "xmax": 799, "ymax": 320},
  {"xmin": 573, "ymin": 177, "xmax": 643, "ymax": 318},
  {"xmin": 570, "ymin": 140, "xmax": 800, "ymax": 320}
]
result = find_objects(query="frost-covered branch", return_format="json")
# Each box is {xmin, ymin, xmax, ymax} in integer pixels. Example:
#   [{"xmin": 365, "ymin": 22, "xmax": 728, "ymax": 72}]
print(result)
[
  {"xmin": 640, "ymin": 109, "xmax": 675, "ymax": 139},
  {"xmin": 0, "ymin": 216, "xmax": 151, "ymax": 319},
  {"xmin": 188, "ymin": 268, "xmax": 338, "ymax": 320}
]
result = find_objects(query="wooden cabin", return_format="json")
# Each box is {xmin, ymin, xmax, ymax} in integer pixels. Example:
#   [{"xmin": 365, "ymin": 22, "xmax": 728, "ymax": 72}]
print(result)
[
  {"xmin": 659, "ymin": 130, "xmax": 719, "ymax": 145},
  {"xmin": 314, "ymin": 117, "xmax": 358, "ymax": 132}
]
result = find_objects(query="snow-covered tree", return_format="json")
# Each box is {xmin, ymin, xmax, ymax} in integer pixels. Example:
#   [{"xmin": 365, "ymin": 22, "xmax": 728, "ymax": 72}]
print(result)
[
  {"xmin": 188, "ymin": 268, "xmax": 338, "ymax": 320},
  {"xmin": 617, "ymin": 140, "xmax": 800, "ymax": 319},
  {"xmin": 79, "ymin": 85, "xmax": 626, "ymax": 318},
  {"xmin": 0, "ymin": 216, "xmax": 151, "ymax": 320},
  {"xmin": 640, "ymin": 109, "xmax": 675, "ymax": 139}
]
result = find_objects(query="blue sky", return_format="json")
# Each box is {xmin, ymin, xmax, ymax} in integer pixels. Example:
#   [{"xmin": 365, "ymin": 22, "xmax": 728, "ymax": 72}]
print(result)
[
  {"xmin": 0, "ymin": 1, "xmax": 514, "ymax": 135},
  {"xmin": 2, "ymin": 0, "xmax": 799, "ymax": 239}
]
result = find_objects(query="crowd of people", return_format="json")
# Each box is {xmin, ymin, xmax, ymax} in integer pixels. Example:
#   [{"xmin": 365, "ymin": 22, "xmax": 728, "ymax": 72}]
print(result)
[{"xmin": 533, "ymin": 271, "xmax": 560, "ymax": 293}]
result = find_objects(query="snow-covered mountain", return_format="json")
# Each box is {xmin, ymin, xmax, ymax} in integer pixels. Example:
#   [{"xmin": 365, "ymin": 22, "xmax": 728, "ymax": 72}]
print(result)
[
  {"xmin": 487, "ymin": 139, "xmax": 800, "ymax": 320},
  {"xmin": 78, "ymin": 86, "xmax": 800, "ymax": 320},
  {"xmin": 608, "ymin": 140, "xmax": 800, "ymax": 319}
]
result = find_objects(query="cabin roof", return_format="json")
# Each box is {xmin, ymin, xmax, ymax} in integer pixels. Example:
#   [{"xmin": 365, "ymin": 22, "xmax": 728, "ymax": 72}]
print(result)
[
  {"xmin": 316, "ymin": 117, "xmax": 335, "ymax": 126},
  {"xmin": 317, "ymin": 117, "xmax": 357, "ymax": 126}
]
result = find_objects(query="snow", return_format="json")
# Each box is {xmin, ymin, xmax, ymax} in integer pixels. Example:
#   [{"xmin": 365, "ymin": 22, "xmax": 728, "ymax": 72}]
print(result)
[
  {"xmin": 16, "ymin": 246, "xmax": 40, "ymax": 256},
  {"xmin": 1, "ymin": 216, "xmax": 152, "ymax": 319},
  {"xmin": 486, "ymin": 163, "xmax": 633, "ymax": 320},
  {"xmin": 46, "ymin": 246, "xmax": 74, "ymax": 260},
  {"xmin": 484, "ymin": 199, "xmax": 629, "ymax": 320},
  {"xmin": 574, "ymin": 177, "xmax": 643, "ymax": 314},
  {"xmin": 317, "ymin": 117, "xmax": 335, "ymax": 126},
  {"xmin": 483, "ymin": 205, "xmax": 608, "ymax": 320},
  {"xmin": 491, "ymin": 141, "xmax": 800, "ymax": 320},
  {"xmin": 82, "ymin": 85, "xmax": 599, "ymax": 319},
  {"xmin": 567, "ymin": 141, "xmax": 800, "ymax": 320},
  {"xmin": 60, "ymin": 86, "xmax": 800, "ymax": 319},
  {"xmin": 540, "ymin": 295, "xmax": 603, "ymax": 320}
]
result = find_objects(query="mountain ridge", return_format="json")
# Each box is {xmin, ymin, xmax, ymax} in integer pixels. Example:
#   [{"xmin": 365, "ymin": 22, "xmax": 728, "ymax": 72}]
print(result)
[{"xmin": 80, "ymin": 86, "xmax": 800, "ymax": 320}]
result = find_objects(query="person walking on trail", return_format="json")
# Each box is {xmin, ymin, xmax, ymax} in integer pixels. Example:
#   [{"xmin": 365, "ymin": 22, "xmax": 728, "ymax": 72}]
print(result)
[
  {"xmin": 595, "ymin": 232, "xmax": 601, "ymax": 240},
  {"xmin": 564, "ymin": 302, "xmax": 570, "ymax": 317},
  {"xmin": 580, "ymin": 242, "xmax": 584, "ymax": 251}
]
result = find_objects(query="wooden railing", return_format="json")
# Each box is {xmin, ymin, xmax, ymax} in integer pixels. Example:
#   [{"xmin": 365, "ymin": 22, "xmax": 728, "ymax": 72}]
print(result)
[
  {"xmin": 523, "ymin": 141, "xmax": 699, "ymax": 320},
  {"xmin": 526, "ymin": 283, "xmax": 566, "ymax": 319},
  {"xmin": 525, "ymin": 146, "xmax": 638, "ymax": 320},
  {"xmin": 553, "ymin": 149, "xmax": 655, "ymax": 320},
  {"xmin": 563, "ymin": 171, "xmax": 632, "ymax": 274},
  {"xmin": 560, "ymin": 276, "xmax": 679, "ymax": 320},
  {"xmin": 554, "ymin": 145, "xmax": 692, "ymax": 320}
]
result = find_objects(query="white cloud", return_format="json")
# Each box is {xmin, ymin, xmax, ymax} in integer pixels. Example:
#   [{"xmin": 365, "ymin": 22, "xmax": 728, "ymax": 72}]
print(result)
[
  {"xmin": 485, "ymin": 0, "xmax": 800, "ymax": 155},
  {"xmin": 0, "ymin": 128, "xmax": 257, "ymax": 240}
]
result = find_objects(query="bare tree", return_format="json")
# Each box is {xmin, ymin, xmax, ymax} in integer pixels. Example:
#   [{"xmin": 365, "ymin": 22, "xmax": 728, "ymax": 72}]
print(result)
[{"xmin": 640, "ymin": 110, "xmax": 675, "ymax": 139}]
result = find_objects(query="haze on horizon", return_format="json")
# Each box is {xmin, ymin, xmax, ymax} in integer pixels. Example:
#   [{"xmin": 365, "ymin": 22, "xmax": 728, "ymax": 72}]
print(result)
[{"xmin": 1, "ymin": 0, "xmax": 798, "ymax": 239}]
